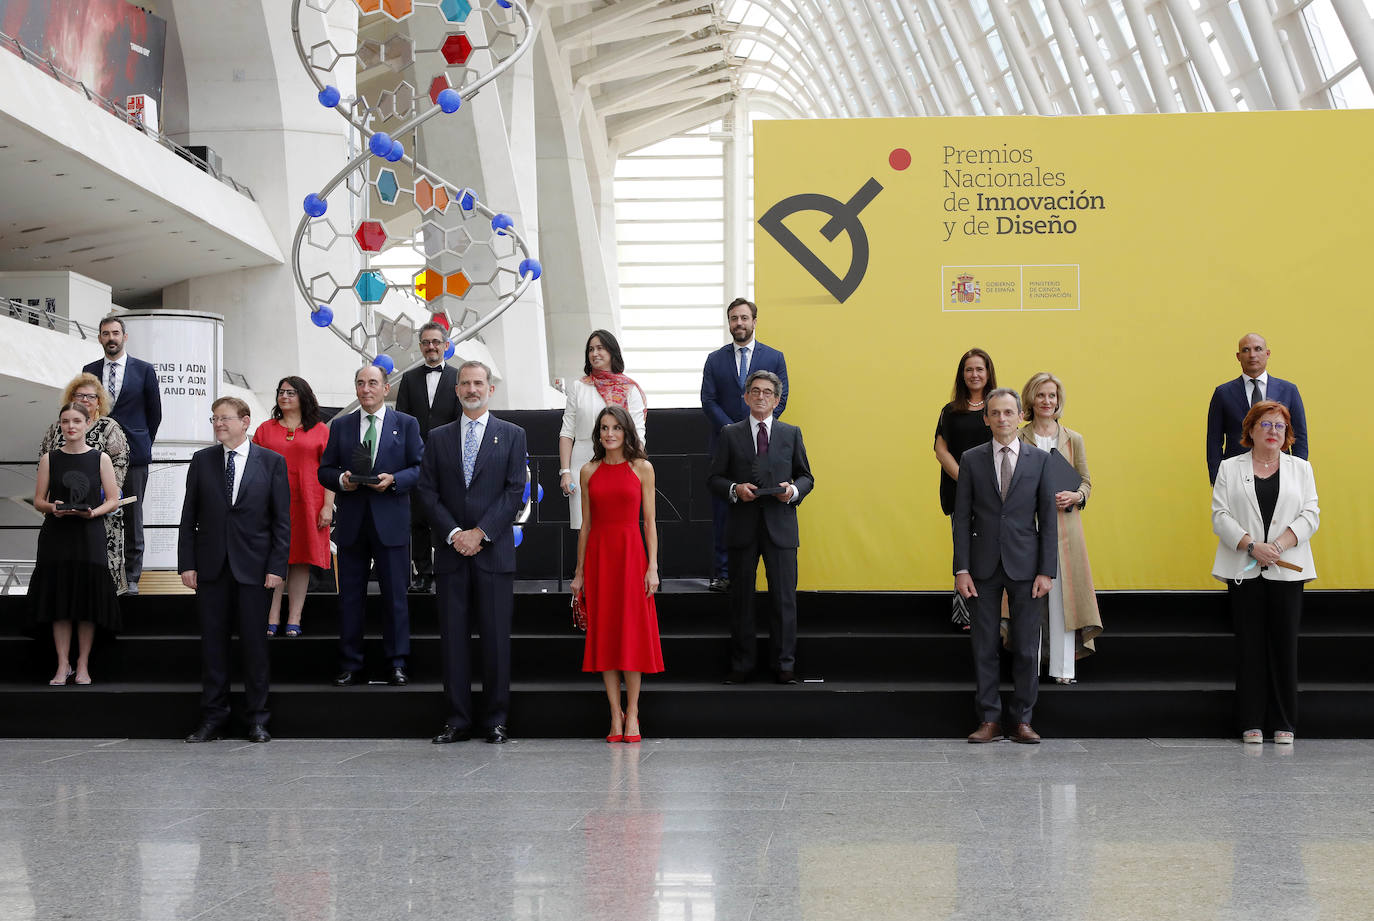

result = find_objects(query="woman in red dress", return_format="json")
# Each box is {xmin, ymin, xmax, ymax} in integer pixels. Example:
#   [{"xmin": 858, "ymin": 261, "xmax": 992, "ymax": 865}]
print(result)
[
  {"xmin": 571, "ymin": 404, "xmax": 663, "ymax": 743},
  {"xmin": 251, "ymin": 376, "xmax": 333, "ymax": 636}
]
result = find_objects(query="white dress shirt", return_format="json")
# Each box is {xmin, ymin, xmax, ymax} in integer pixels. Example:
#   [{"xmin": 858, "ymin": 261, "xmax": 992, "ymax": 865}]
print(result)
[
  {"xmin": 424, "ymin": 362, "xmax": 443, "ymax": 407},
  {"xmin": 223, "ymin": 439, "xmax": 250, "ymax": 505}
]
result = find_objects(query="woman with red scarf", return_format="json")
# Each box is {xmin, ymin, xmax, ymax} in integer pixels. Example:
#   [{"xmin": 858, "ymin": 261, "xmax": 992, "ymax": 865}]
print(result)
[{"xmin": 558, "ymin": 330, "xmax": 647, "ymax": 530}]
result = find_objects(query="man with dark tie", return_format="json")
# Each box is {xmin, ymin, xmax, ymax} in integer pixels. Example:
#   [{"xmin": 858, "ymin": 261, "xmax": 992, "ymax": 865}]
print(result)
[
  {"xmin": 701, "ymin": 297, "xmax": 789, "ymax": 593},
  {"xmin": 83, "ymin": 316, "xmax": 162, "ymax": 595},
  {"xmin": 417, "ymin": 361, "xmax": 527, "ymax": 744},
  {"xmin": 708, "ymin": 370, "xmax": 813, "ymax": 685},
  {"xmin": 178, "ymin": 397, "xmax": 290, "ymax": 743},
  {"xmin": 318, "ymin": 365, "xmax": 424, "ymax": 687},
  {"xmin": 1206, "ymin": 332, "xmax": 1308, "ymax": 484},
  {"xmin": 953, "ymin": 388, "xmax": 1058, "ymax": 744},
  {"xmin": 395, "ymin": 321, "xmax": 461, "ymax": 593}
]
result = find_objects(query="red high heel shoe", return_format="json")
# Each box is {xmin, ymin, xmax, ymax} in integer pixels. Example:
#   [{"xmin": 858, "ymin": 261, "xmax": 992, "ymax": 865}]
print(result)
[
  {"xmin": 606, "ymin": 711, "xmax": 624, "ymax": 743},
  {"xmin": 623, "ymin": 715, "xmax": 641, "ymax": 743}
]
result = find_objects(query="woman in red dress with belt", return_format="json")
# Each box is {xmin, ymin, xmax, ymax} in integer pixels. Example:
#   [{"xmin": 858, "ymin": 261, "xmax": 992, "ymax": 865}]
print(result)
[
  {"xmin": 251, "ymin": 376, "xmax": 334, "ymax": 636},
  {"xmin": 571, "ymin": 404, "xmax": 664, "ymax": 743}
]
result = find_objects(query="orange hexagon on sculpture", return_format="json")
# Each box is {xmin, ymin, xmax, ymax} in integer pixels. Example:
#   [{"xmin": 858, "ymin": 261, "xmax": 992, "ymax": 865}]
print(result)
[
  {"xmin": 432, "ymin": 185, "xmax": 450, "ymax": 213},
  {"xmin": 354, "ymin": 0, "xmax": 381, "ymax": 12},
  {"xmin": 413, "ymin": 268, "xmax": 443, "ymax": 301},
  {"xmin": 445, "ymin": 272, "xmax": 471, "ymax": 298},
  {"xmin": 381, "ymin": 0, "xmax": 413, "ymax": 19},
  {"xmin": 414, "ymin": 178, "xmax": 435, "ymax": 212}
]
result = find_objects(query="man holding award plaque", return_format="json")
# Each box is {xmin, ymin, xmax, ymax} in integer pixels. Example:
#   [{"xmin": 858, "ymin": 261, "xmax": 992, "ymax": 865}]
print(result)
[
  {"xmin": 708, "ymin": 370, "xmax": 814, "ymax": 685},
  {"xmin": 319, "ymin": 365, "xmax": 424, "ymax": 687}
]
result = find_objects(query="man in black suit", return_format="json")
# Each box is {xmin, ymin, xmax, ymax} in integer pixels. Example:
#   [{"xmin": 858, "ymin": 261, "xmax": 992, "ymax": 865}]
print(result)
[
  {"xmin": 318, "ymin": 365, "xmax": 425, "ymax": 687},
  {"xmin": 178, "ymin": 397, "xmax": 291, "ymax": 743},
  {"xmin": 84, "ymin": 315, "xmax": 162, "ymax": 594},
  {"xmin": 1205, "ymin": 332, "xmax": 1308, "ymax": 483},
  {"xmin": 708, "ymin": 370, "xmax": 814, "ymax": 684},
  {"xmin": 417, "ymin": 361, "xmax": 527, "ymax": 744},
  {"xmin": 395, "ymin": 321, "xmax": 460, "ymax": 592},
  {"xmin": 953, "ymin": 388, "xmax": 1058, "ymax": 744}
]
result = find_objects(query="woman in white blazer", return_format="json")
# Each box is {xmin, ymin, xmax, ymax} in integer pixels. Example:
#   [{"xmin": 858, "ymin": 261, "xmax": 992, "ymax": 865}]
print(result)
[
  {"xmin": 1211, "ymin": 401, "xmax": 1318, "ymax": 744},
  {"xmin": 558, "ymin": 330, "xmax": 646, "ymax": 529}
]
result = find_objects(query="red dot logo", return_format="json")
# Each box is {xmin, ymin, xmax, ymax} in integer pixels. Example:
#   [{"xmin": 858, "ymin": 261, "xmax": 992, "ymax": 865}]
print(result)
[{"xmin": 889, "ymin": 148, "xmax": 911, "ymax": 171}]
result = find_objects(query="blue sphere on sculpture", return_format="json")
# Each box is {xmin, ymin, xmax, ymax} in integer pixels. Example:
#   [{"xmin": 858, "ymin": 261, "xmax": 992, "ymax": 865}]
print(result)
[
  {"xmin": 513, "ymin": 525, "xmax": 523, "ymax": 548},
  {"xmin": 460, "ymin": 190, "xmax": 477, "ymax": 210},
  {"xmin": 368, "ymin": 132, "xmax": 393, "ymax": 157},
  {"xmin": 372, "ymin": 354, "xmax": 395, "ymax": 374},
  {"xmin": 317, "ymin": 85, "xmax": 341, "ymax": 108},
  {"xmin": 522, "ymin": 481, "xmax": 530, "ymax": 504},
  {"xmin": 303, "ymin": 193, "xmax": 327, "ymax": 217},
  {"xmin": 310, "ymin": 305, "xmax": 333, "ymax": 327},
  {"xmin": 437, "ymin": 88, "xmax": 462, "ymax": 113},
  {"xmin": 444, "ymin": 341, "xmax": 455, "ymax": 360},
  {"xmin": 386, "ymin": 140, "xmax": 404, "ymax": 162},
  {"xmin": 491, "ymin": 213, "xmax": 514, "ymax": 235},
  {"xmin": 518, "ymin": 258, "xmax": 541, "ymax": 280},
  {"xmin": 536, "ymin": 483, "xmax": 544, "ymax": 503}
]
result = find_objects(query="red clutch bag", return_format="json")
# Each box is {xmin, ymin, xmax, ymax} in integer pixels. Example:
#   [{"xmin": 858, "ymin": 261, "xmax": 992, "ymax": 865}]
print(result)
[{"xmin": 571, "ymin": 592, "xmax": 587, "ymax": 632}]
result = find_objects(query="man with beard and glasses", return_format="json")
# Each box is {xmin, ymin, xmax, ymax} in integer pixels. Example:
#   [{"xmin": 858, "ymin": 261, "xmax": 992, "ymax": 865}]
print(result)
[
  {"xmin": 395, "ymin": 322, "xmax": 461, "ymax": 592},
  {"xmin": 417, "ymin": 361, "xmax": 527, "ymax": 744},
  {"xmin": 701, "ymin": 297, "xmax": 789, "ymax": 593}
]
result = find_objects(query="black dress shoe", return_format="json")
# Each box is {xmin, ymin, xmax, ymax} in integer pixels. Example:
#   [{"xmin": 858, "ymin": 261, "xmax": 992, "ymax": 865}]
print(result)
[
  {"xmin": 389, "ymin": 667, "xmax": 409, "ymax": 686},
  {"xmin": 708, "ymin": 578, "xmax": 730, "ymax": 593},
  {"xmin": 432, "ymin": 724, "xmax": 472, "ymax": 744},
  {"xmin": 775, "ymin": 670, "xmax": 798, "ymax": 685},
  {"xmin": 334, "ymin": 671, "xmax": 365, "ymax": 687},
  {"xmin": 485, "ymin": 724, "xmax": 510, "ymax": 744},
  {"xmin": 724, "ymin": 670, "xmax": 751, "ymax": 685},
  {"xmin": 247, "ymin": 725, "xmax": 271, "ymax": 743},
  {"xmin": 185, "ymin": 722, "xmax": 223, "ymax": 743}
]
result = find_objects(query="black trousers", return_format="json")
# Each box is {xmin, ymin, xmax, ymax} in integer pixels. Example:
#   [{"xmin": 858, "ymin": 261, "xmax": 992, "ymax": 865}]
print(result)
[
  {"xmin": 409, "ymin": 493, "xmax": 434, "ymax": 579},
  {"xmin": 970, "ymin": 563, "xmax": 1043, "ymax": 725},
  {"xmin": 123, "ymin": 464, "xmax": 149, "ymax": 585},
  {"xmin": 711, "ymin": 494, "xmax": 730, "ymax": 579},
  {"xmin": 197, "ymin": 571, "xmax": 271, "ymax": 728},
  {"xmin": 727, "ymin": 527, "xmax": 798, "ymax": 673},
  {"xmin": 336, "ymin": 507, "xmax": 411, "ymax": 673},
  {"xmin": 436, "ymin": 563, "xmax": 513, "ymax": 731},
  {"xmin": 1228, "ymin": 578, "xmax": 1303, "ymax": 733}
]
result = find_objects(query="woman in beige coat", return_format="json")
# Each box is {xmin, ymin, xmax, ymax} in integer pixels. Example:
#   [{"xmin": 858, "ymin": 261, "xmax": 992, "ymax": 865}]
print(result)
[{"xmin": 1017, "ymin": 372, "xmax": 1103, "ymax": 683}]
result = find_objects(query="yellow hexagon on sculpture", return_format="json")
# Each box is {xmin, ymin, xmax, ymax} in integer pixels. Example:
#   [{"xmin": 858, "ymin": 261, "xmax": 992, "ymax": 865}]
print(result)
[
  {"xmin": 445, "ymin": 271, "xmax": 471, "ymax": 298},
  {"xmin": 413, "ymin": 268, "xmax": 443, "ymax": 302}
]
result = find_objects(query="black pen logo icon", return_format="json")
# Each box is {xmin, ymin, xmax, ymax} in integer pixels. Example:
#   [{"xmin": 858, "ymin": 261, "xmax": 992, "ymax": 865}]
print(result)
[{"xmin": 758, "ymin": 178, "xmax": 883, "ymax": 303}]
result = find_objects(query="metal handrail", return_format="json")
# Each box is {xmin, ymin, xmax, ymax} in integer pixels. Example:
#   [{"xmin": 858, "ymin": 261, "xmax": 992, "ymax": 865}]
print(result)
[
  {"xmin": 0, "ymin": 560, "xmax": 33, "ymax": 595},
  {"xmin": 0, "ymin": 29, "xmax": 255, "ymax": 201},
  {"xmin": 4, "ymin": 298, "xmax": 97, "ymax": 339}
]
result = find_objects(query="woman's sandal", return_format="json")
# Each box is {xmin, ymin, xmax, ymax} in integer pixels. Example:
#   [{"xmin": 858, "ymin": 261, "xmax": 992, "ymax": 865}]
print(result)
[{"xmin": 284, "ymin": 624, "xmax": 302, "ymax": 637}]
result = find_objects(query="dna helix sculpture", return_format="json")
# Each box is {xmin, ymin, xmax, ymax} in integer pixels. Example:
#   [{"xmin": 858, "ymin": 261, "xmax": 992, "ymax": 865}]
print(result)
[{"xmin": 288, "ymin": 0, "xmax": 542, "ymax": 377}]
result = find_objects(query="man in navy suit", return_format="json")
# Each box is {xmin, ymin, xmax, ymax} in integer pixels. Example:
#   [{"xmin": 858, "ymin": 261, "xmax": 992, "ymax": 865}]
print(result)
[
  {"xmin": 395, "ymin": 322, "xmax": 461, "ymax": 593},
  {"xmin": 417, "ymin": 361, "xmax": 527, "ymax": 744},
  {"xmin": 84, "ymin": 316, "xmax": 162, "ymax": 594},
  {"xmin": 319, "ymin": 365, "xmax": 424, "ymax": 687},
  {"xmin": 178, "ymin": 397, "xmax": 290, "ymax": 743},
  {"xmin": 708, "ymin": 370, "xmax": 813, "ymax": 685},
  {"xmin": 1206, "ymin": 332, "xmax": 1308, "ymax": 483},
  {"xmin": 700, "ymin": 297, "xmax": 789, "ymax": 591},
  {"xmin": 953, "ymin": 388, "xmax": 1058, "ymax": 744}
]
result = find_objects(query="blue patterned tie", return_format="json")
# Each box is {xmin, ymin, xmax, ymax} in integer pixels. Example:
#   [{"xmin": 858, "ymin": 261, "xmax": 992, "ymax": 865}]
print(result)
[
  {"xmin": 737, "ymin": 346, "xmax": 750, "ymax": 391},
  {"xmin": 225, "ymin": 449, "xmax": 236, "ymax": 505},
  {"xmin": 462, "ymin": 419, "xmax": 479, "ymax": 486}
]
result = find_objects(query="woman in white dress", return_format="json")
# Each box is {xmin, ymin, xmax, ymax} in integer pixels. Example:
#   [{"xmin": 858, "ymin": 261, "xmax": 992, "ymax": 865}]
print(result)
[{"xmin": 558, "ymin": 329, "xmax": 647, "ymax": 529}]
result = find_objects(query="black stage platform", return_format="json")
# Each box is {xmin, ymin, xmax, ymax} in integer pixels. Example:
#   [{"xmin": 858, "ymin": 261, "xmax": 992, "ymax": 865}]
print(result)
[{"xmin": 3, "ymin": 588, "xmax": 1371, "ymax": 739}]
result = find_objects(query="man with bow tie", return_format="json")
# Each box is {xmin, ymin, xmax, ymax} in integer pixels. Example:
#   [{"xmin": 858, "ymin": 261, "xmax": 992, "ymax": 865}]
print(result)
[
  {"xmin": 395, "ymin": 321, "xmax": 461, "ymax": 593},
  {"xmin": 319, "ymin": 365, "xmax": 424, "ymax": 687}
]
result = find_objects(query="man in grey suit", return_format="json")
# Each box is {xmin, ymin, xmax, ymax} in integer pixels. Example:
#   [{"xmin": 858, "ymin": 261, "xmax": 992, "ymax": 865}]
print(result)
[
  {"xmin": 953, "ymin": 388, "xmax": 1058, "ymax": 744},
  {"xmin": 416, "ymin": 361, "xmax": 528, "ymax": 744},
  {"xmin": 708, "ymin": 370, "xmax": 814, "ymax": 684}
]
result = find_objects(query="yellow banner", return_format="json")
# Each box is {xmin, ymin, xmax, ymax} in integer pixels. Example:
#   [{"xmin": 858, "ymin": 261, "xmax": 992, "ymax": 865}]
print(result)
[{"xmin": 754, "ymin": 111, "xmax": 1374, "ymax": 590}]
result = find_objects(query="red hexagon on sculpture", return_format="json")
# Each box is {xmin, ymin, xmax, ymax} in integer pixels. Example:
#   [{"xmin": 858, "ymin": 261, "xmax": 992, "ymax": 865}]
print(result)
[
  {"xmin": 429, "ymin": 312, "xmax": 451, "ymax": 330},
  {"xmin": 429, "ymin": 74, "xmax": 453, "ymax": 105},
  {"xmin": 441, "ymin": 34, "xmax": 474, "ymax": 65},
  {"xmin": 354, "ymin": 220, "xmax": 387, "ymax": 252},
  {"xmin": 445, "ymin": 272, "xmax": 471, "ymax": 298}
]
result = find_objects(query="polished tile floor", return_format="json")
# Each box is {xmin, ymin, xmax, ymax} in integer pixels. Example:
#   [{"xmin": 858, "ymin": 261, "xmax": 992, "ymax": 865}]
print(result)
[{"xmin": 2, "ymin": 736, "xmax": 1371, "ymax": 921}]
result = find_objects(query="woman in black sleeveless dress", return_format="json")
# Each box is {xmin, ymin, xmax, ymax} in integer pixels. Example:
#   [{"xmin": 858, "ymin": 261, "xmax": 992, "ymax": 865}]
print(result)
[{"xmin": 30, "ymin": 402, "xmax": 121, "ymax": 686}]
